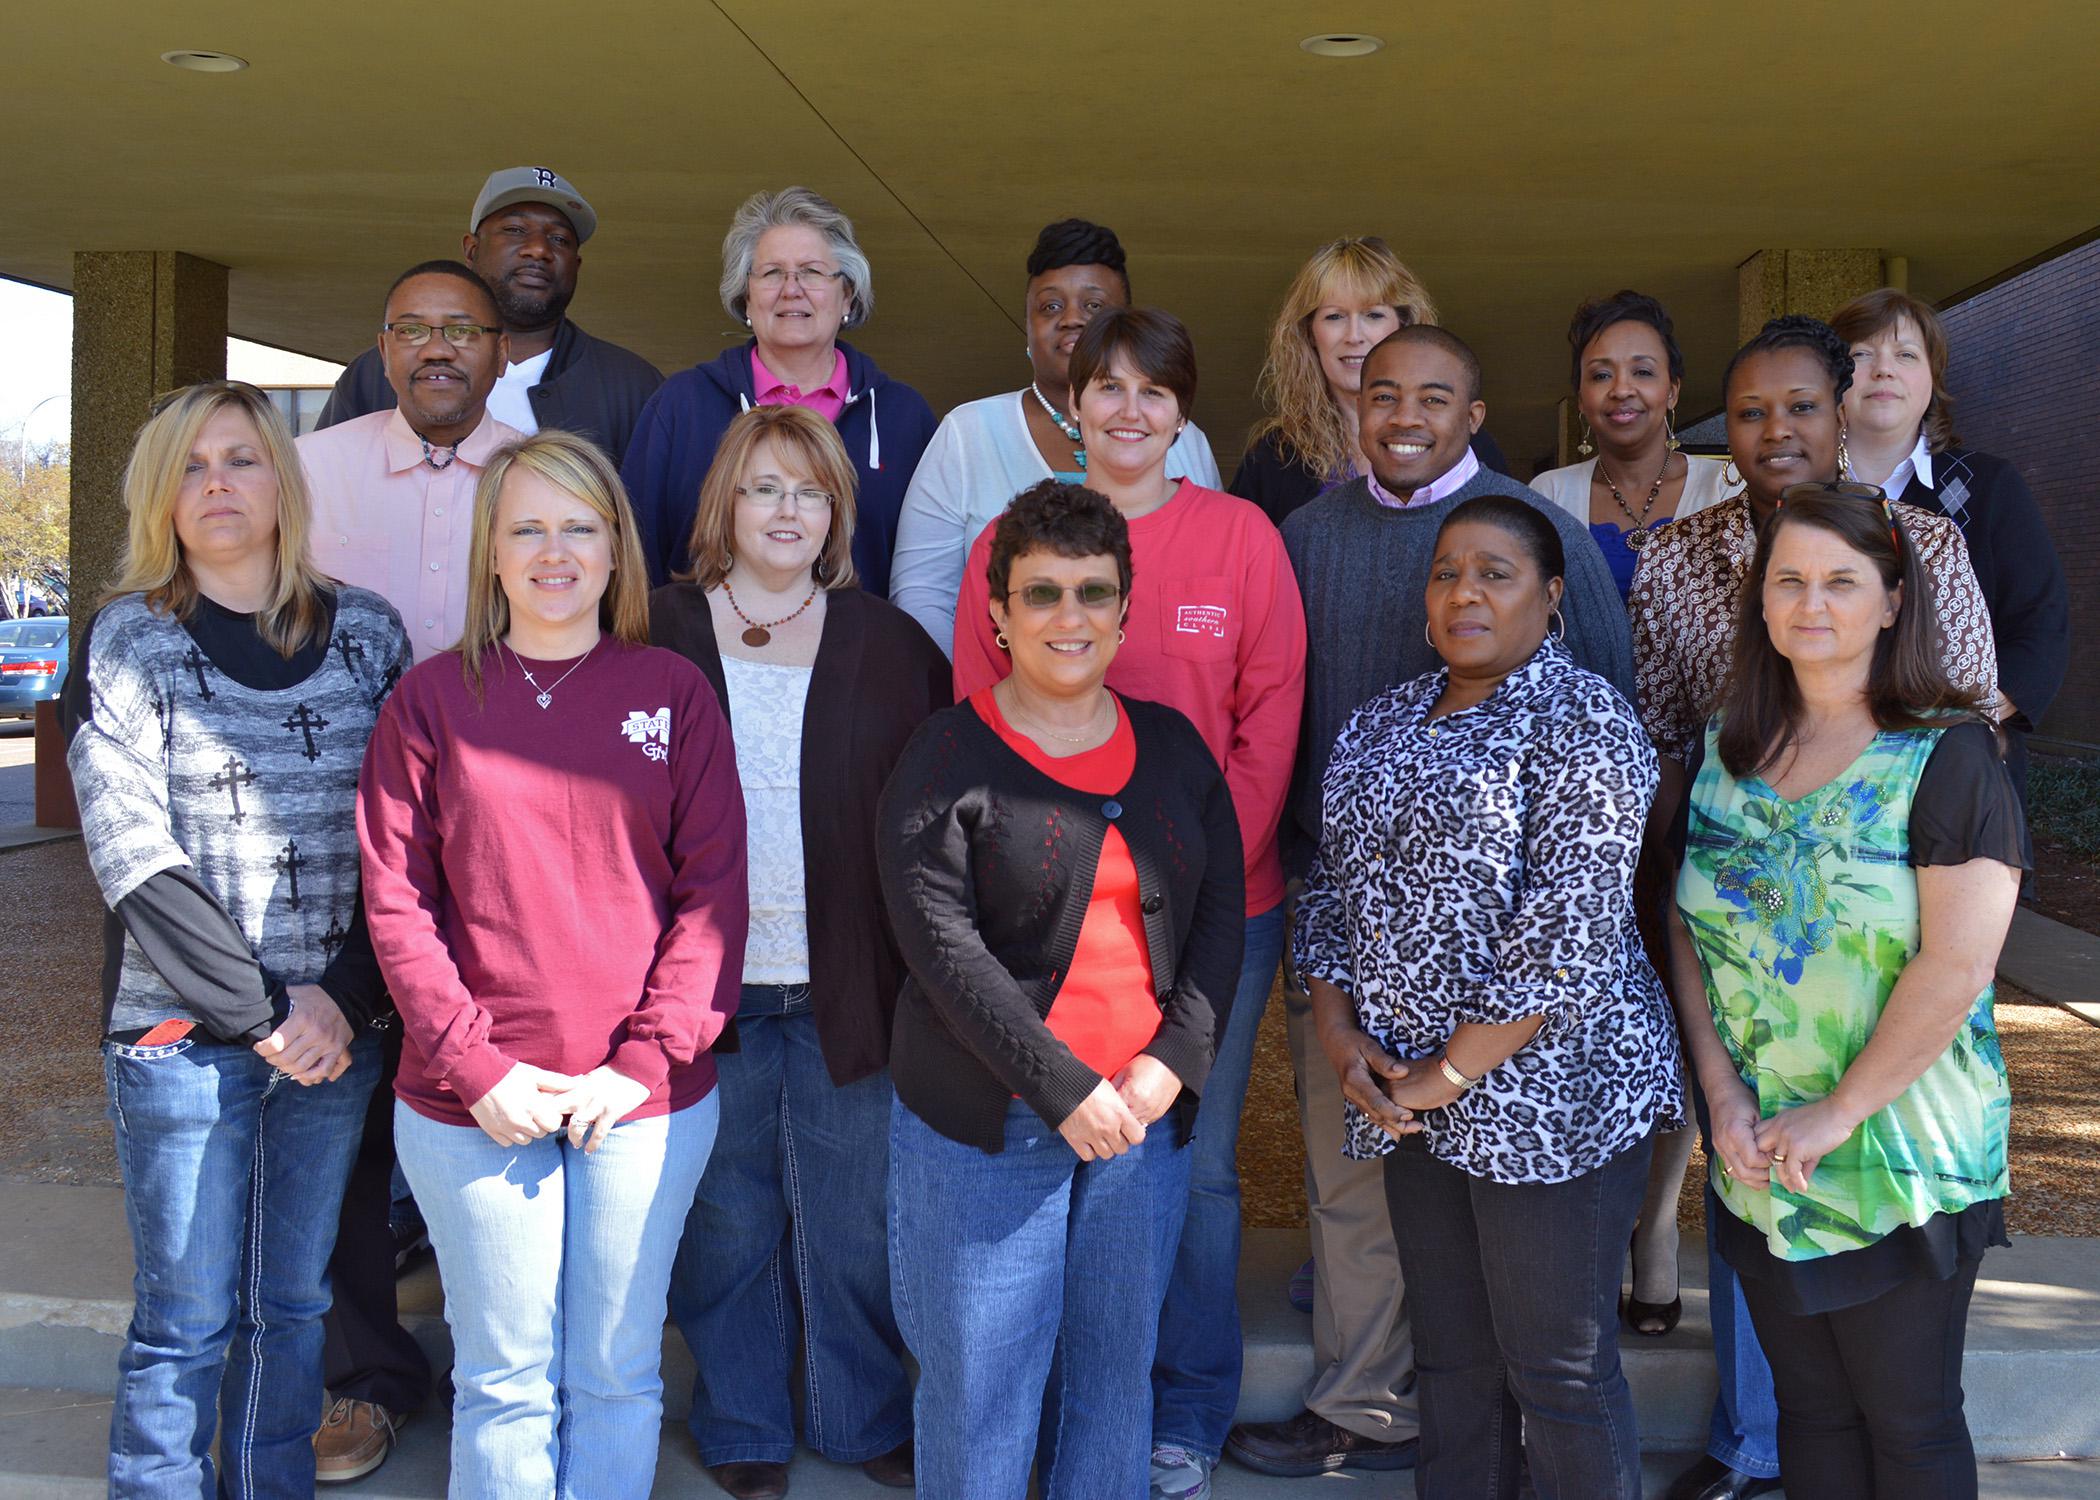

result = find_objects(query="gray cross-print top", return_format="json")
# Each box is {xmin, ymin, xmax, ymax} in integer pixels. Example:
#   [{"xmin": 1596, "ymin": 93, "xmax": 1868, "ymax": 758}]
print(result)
[{"xmin": 68, "ymin": 588, "xmax": 410, "ymax": 1037}]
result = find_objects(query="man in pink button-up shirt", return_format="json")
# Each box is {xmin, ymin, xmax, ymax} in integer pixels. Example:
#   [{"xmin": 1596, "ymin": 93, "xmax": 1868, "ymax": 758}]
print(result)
[{"xmin": 300, "ymin": 260, "xmax": 525, "ymax": 663}]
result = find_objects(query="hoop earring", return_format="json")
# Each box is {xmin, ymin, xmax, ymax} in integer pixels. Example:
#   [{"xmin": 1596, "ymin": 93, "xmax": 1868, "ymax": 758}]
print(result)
[
  {"xmin": 1116, "ymin": 628, "xmax": 1127, "ymax": 645},
  {"xmin": 1577, "ymin": 417, "xmax": 1594, "ymax": 457},
  {"xmin": 1424, "ymin": 620, "xmax": 1435, "ymax": 648},
  {"xmin": 1837, "ymin": 428, "xmax": 1853, "ymax": 481},
  {"xmin": 1665, "ymin": 406, "xmax": 1682, "ymax": 452},
  {"xmin": 995, "ymin": 631, "xmax": 1010, "ymax": 651},
  {"xmin": 1722, "ymin": 459, "xmax": 1742, "ymax": 489},
  {"xmin": 1551, "ymin": 608, "xmax": 1567, "ymax": 642}
]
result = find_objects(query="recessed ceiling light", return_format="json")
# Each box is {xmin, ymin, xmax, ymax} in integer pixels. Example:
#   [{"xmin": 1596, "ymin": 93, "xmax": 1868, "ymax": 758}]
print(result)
[
  {"xmin": 160, "ymin": 49, "xmax": 249, "ymax": 73},
  {"xmin": 1300, "ymin": 33, "xmax": 1384, "ymax": 57}
]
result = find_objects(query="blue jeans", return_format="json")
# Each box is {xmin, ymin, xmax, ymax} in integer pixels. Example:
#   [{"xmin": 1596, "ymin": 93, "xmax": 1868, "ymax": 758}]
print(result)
[
  {"xmin": 668, "ymin": 984, "xmax": 909, "ymax": 1465},
  {"xmin": 1383, "ymin": 1130, "xmax": 1655, "ymax": 1500},
  {"xmin": 890, "ymin": 1094, "xmax": 1191, "ymax": 1500},
  {"xmin": 396, "ymin": 1093, "xmax": 718, "ymax": 1500},
  {"xmin": 104, "ymin": 1031, "xmax": 379, "ymax": 1499},
  {"xmin": 1151, "ymin": 905, "xmax": 1285, "ymax": 1456},
  {"xmin": 1689, "ymin": 1075, "xmax": 1782, "ymax": 1478}
]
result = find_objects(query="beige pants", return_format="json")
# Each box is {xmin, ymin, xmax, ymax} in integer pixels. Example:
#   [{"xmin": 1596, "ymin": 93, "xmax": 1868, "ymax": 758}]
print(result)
[{"xmin": 1285, "ymin": 990, "xmax": 1421, "ymax": 1442}]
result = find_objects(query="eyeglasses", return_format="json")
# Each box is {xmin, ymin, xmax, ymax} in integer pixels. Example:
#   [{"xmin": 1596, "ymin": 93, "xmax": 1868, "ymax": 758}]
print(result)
[
  {"xmin": 736, "ymin": 483, "xmax": 835, "ymax": 512},
  {"xmin": 751, "ymin": 266, "xmax": 846, "ymax": 292},
  {"xmin": 1006, "ymin": 581, "xmax": 1123, "ymax": 611},
  {"xmin": 382, "ymin": 321, "xmax": 502, "ymax": 348},
  {"xmin": 1778, "ymin": 480, "xmax": 1902, "ymax": 552}
]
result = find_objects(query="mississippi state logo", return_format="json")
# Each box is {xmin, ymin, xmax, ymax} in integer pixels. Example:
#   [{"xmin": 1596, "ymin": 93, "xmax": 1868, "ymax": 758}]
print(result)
[
  {"xmin": 620, "ymin": 707, "xmax": 671, "ymax": 762},
  {"xmin": 533, "ymin": 167, "xmax": 558, "ymax": 187}
]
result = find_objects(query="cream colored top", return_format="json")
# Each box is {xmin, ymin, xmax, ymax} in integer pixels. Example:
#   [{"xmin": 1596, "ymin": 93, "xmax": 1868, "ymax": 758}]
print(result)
[{"xmin": 1530, "ymin": 453, "xmax": 1739, "ymax": 532}]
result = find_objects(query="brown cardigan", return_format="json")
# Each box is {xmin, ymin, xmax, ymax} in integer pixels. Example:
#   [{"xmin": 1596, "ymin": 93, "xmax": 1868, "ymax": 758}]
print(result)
[{"xmin": 648, "ymin": 583, "xmax": 952, "ymax": 1085}]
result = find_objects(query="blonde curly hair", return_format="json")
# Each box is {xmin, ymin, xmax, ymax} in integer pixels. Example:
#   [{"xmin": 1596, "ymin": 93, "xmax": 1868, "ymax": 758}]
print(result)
[{"xmin": 1247, "ymin": 238, "xmax": 1439, "ymax": 483}]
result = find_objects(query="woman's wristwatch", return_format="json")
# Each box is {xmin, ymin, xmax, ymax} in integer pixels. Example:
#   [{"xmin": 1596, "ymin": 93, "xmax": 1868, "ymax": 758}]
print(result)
[{"xmin": 1437, "ymin": 1053, "xmax": 1480, "ymax": 1092}]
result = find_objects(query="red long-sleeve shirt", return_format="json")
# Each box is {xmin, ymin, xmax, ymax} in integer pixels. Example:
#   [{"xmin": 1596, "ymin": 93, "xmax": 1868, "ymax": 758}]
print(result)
[
  {"xmin": 953, "ymin": 480, "xmax": 1306, "ymax": 916},
  {"xmin": 357, "ymin": 639, "xmax": 747, "ymax": 1126}
]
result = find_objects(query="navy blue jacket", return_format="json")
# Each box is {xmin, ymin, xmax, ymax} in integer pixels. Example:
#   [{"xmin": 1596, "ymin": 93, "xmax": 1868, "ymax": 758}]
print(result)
[{"xmin": 622, "ymin": 339, "xmax": 937, "ymax": 596}]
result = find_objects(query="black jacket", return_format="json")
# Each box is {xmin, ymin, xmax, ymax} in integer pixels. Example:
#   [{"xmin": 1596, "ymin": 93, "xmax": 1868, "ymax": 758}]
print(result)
[
  {"xmin": 315, "ymin": 318, "xmax": 663, "ymax": 467},
  {"xmin": 648, "ymin": 584, "xmax": 952, "ymax": 1084},
  {"xmin": 876, "ymin": 697, "xmax": 1245, "ymax": 1153}
]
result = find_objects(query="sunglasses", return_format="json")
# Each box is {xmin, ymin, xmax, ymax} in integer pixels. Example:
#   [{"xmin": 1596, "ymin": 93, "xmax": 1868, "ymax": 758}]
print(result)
[{"xmin": 1778, "ymin": 480, "xmax": 1902, "ymax": 553}]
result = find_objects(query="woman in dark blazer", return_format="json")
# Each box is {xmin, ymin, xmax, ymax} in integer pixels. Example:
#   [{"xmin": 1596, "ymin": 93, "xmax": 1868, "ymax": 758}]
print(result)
[
  {"xmin": 1832, "ymin": 287, "xmax": 2069, "ymax": 803},
  {"xmin": 649, "ymin": 404, "xmax": 949, "ymax": 1500},
  {"xmin": 877, "ymin": 481, "xmax": 1244, "ymax": 1499}
]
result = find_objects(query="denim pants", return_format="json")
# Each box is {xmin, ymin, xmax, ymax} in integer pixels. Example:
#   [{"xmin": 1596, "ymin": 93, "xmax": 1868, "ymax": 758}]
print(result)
[
  {"xmin": 1150, "ymin": 905, "xmax": 1285, "ymax": 1456},
  {"xmin": 1689, "ymin": 1072, "xmax": 1783, "ymax": 1478},
  {"xmin": 1382, "ymin": 1130, "xmax": 1654, "ymax": 1500},
  {"xmin": 668, "ymin": 984, "xmax": 909, "ymax": 1465},
  {"xmin": 396, "ymin": 1092, "xmax": 718, "ymax": 1500},
  {"xmin": 104, "ymin": 1030, "xmax": 380, "ymax": 1499},
  {"xmin": 890, "ymin": 1094, "xmax": 1191, "ymax": 1500}
]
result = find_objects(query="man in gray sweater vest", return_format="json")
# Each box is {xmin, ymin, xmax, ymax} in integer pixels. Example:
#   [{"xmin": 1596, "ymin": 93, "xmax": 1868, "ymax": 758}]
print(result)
[{"xmin": 1227, "ymin": 326, "xmax": 1632, "ymax": 1479}]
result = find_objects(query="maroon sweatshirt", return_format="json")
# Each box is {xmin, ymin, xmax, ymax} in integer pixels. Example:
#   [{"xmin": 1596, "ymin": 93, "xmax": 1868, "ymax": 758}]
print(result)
[{"xmin": 357, "ymin": 638, "xmax": 747, "ymax": 1126}]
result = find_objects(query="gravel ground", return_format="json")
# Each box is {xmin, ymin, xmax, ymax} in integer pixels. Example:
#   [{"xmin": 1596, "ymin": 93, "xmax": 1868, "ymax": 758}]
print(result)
[{"xmin": 6, "ymin": 836, "xmax": 2093, "ymax": 1244}]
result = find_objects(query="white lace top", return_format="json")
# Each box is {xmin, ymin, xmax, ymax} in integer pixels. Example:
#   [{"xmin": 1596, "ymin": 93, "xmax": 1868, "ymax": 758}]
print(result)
[{"xmin": 722, "ymin": 656, "xmax": 813, "ymax": 983}]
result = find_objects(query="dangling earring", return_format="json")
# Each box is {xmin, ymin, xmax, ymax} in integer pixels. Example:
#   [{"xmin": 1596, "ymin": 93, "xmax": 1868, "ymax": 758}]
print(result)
[
  {"xmin": 995, "ymin": 631, "xmax": 1010, "ymax": 651},
  {"xmin": 1665, "ymin": 406, "xmax": 1682, "ymax": 452},
  {"xmin": 1577, "ymin": 418, "xmax": 1594, "ymax": 458},
  {"xmin": 1837, "ymin": 426, "xmax": 1853, "ymax": 481},
  {"xmin": 1722, "ymin": 459, "xmax": 1742, "ymax": 490},
  {"xmin": 1550, "ymin": 608, "xmax": 1567, "ymax": 642}
]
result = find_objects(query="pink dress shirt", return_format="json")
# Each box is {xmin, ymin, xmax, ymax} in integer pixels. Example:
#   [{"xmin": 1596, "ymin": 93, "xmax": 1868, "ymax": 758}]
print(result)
[
  {"xmin": 1367, "ymin": 446, "xmax": 1481, "ymax": 510},
  {"xmin": 750, "ymin": 348, "xmax": 850, "ymax": 423},
  {"xmin": 297, "ymin": 409, "xmax": 527, "ymax": 662}
]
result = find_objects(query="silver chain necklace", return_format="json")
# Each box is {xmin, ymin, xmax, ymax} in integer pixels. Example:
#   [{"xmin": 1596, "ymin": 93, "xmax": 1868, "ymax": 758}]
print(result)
[{"xmin": 505, "ymin": 639, "xmax": 598, "ymax": 709}]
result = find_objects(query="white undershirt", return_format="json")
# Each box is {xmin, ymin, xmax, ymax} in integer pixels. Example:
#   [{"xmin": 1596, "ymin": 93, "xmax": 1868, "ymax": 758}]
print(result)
[{"xmin": 484, "ymin": 348, "xmax": 554, "ymax": 435}]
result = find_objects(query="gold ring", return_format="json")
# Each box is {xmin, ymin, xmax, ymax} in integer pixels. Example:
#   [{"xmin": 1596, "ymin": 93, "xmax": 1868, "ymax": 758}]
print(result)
[{"xmin": 1772, "ymin": 1153, "xmax": 1789, "ymax": 1163}]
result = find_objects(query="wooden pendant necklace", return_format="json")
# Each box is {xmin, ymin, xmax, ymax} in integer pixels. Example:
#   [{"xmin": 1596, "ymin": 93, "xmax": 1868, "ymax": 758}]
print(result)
[
  {"xmin": 723, "ymin": 577, "xmax": 818, "ymax": 647},
  {"xmin": 1598, "ymin": 451, "xmax": 1672, "ymax": 550}
]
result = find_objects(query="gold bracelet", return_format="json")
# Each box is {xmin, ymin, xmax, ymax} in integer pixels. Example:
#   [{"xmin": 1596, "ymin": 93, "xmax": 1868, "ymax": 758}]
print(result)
[{"xmin": 1438, "ymin": 1054, "xmax": 1478, "ymax": 1091}]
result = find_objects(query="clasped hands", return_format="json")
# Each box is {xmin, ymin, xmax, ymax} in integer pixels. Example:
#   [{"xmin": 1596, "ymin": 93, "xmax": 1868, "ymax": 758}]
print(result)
[
  {"xmin": 1705, "ymin": 1071, "xmax": 1862, "ymax": 1197},
  {"xmin": 1056, "ymin": 1055, "xmax": 1183, "ymax": 1162},
  {"xmin": 1320, "ymin": 1022, "xmax": 1462, "ymax": 1140},
  {"xmin": 466, "ymin": 1062, "xmax": 652, "ymax": 1153}
]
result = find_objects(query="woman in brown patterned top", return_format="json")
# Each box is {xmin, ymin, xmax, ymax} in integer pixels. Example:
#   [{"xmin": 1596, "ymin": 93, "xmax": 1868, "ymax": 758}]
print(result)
[{"xmin": 1629, "ymin": 314, "xmax": 1996, "ymax": 1500}]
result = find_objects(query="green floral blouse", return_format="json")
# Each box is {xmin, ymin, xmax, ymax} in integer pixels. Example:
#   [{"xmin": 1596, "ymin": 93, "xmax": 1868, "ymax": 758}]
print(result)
[{"xmin": 1677, "ymin": 722, "xmax": 2010, "ymax": 1262}]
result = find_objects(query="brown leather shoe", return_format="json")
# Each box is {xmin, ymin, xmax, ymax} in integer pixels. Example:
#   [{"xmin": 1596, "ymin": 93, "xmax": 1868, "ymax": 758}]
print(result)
[
  {"xmin": 709, "ymin": 1460, "xmax": 790, "ymax": 1499},
  {"xmin": 313, "ymin": 1397, "xmax": 403, "ymax": 1483},
  {"xmin": 1225, "ymin": 1408, "xmax": 1419, "ymax": 1477},
  {"xmin": 861, "ymin": 1439, "xmax": 913, "ymax": 1488}
]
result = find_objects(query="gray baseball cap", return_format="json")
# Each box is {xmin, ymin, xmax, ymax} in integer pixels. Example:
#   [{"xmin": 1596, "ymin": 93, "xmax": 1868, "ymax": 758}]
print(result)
[{"xmin": 469, "ymin": 167, "xmax": 598, "ymax": 244}]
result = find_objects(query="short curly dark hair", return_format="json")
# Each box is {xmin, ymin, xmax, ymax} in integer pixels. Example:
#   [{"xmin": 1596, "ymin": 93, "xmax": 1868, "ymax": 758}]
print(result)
[
  {"xmin": 1567, "ymin": 290, "xmax": 1684, "ymax": 388},
  {"xmin": 1723, "ymin": 314, "xmax": 1855, "ymax": 406},
  {"xmin": 986, "ymin": 480, "xmax": 1133, "ymax": 605},
  {"xmin": 1026, "ymin": 218, "xmax": 1131, "ymax": 299}
]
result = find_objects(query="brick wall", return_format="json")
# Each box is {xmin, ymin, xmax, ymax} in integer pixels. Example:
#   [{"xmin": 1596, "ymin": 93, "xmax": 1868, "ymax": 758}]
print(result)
[{"xmin": 1940, "ymin": 238, "xmax": 2100, "ymax": 745}]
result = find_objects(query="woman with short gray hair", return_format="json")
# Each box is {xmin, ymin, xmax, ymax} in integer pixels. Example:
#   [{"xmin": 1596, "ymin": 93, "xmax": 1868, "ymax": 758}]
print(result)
[{"xmin": 623, "ymin": 184, "xmax": 936, "ymax": 597}]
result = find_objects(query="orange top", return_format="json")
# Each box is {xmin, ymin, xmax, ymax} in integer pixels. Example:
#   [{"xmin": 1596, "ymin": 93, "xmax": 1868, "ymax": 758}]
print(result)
[{"xmin": 971, "ymin": 688, "xmax": 1159, "ymax": 1079}]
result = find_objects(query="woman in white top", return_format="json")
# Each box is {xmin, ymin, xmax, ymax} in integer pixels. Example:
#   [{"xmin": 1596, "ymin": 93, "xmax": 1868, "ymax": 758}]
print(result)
[
  {"xmin": 888, "ymin": 218, "xmax": 1218, "ymax": 655},
  {"xmin": 647, "ymin": 405, "xmax": 950, "ymax": 1499},
  {"xmin": 1531, "ymin": 291, "xmax": 1737, "ymax": 600}
]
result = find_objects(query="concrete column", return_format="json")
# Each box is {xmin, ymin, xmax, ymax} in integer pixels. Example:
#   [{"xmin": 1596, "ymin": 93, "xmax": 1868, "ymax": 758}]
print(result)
[
  {"xmin": 1737, "ymin": 249, "xmax": 1885, "ymax": 344},
  {"xmin": 69, "ymin": 251, "xmax": 228, "ymax": 616}
]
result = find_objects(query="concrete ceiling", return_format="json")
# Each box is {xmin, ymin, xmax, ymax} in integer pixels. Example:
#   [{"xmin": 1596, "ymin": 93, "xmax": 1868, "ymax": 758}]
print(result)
[{"xmin": 6, "ymin": 1, "xmax": 2100, "ymax": 473}]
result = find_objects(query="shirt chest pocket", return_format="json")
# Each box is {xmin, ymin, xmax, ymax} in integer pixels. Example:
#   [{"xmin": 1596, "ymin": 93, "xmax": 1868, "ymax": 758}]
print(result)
[{"xmin": 1155, "ymin": 575, "xmax": 1238, "ymax": 664}]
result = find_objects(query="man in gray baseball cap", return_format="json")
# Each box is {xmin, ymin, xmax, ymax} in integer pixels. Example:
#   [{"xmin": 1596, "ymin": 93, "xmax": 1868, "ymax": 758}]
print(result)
[{"xmin": 315, "ymin": 167, "xmax": 661, "ymax": 465}]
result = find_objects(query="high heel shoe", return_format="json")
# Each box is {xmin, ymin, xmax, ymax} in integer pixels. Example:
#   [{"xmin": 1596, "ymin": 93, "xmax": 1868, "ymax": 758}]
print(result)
[{"xmin": 1622, "ymin": 1230, "xmax": 1681, "ymax": 1337}]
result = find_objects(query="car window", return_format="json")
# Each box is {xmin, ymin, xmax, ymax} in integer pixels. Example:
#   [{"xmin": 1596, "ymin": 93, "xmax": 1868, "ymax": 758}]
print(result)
[
  {"xmin": 0, "ymin": 624, "xmax": 16, "ymax": 647},
  {"xmin": 19, "ymin": 622, "xmax": 66, "ymax": 648}
]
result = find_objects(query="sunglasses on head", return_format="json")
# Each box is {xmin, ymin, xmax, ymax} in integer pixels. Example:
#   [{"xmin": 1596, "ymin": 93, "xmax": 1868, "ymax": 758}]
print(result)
[{"xmin": 1778, "ymin": 480, "xmax": 1901, "ymax": 553}]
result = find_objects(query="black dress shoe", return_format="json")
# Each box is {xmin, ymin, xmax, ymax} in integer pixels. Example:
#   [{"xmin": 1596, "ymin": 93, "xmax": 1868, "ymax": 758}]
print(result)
[
  {"xmin": 861, "ymin": 1439, "xmax": 913, "ymax": 1488},
  {"xmin": 1224, "ymin": 1409, "xmax": 1419, "ymax": 1476},
  {"xmin": 1665, "ymin": 1453, "xmax": 1783, "ymax": 1500},
  {"xmin": 709, "ymin": 1461, "xmax": 790, "ymax": 1499}
]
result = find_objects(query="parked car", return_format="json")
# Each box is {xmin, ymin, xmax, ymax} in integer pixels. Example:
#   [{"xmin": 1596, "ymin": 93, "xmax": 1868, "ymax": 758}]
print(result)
[{"xmin": 0, "ymin": 618, "xmax": 68, "ymax": 721}]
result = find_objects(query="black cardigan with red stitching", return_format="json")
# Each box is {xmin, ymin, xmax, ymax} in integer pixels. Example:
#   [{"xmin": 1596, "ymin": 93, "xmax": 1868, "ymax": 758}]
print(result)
[{"xmin": 876, "ymin": 695, "xmax": 1245, "ymax": 1153}]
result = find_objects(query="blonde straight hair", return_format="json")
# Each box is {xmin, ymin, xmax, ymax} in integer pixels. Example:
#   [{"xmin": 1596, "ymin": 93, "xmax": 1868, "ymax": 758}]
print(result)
[
  {"xmin": 1248, "ymin": 238, "xmax": 1440, "ymax": 485},
  {"xmin": 455, "ymin": 430, "xmax": 651, "ymax": 695},
  {"xmin": 678, "ymin": 405, "xmax": 859, "ymax": 590},
  {"xmin": 103, "ymin": 380, "xmax": 332, "ymax": 656}
]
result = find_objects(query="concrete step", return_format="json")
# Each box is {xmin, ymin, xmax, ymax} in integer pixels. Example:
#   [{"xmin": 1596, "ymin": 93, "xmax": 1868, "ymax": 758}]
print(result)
[{"xmin": 4, "ymin": 1181, "xmax": 2098, "ymax": 1480}]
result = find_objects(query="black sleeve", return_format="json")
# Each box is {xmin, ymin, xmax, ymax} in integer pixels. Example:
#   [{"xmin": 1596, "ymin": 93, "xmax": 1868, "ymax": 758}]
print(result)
[
  {"xmin": 316, "ymin": 896, "xmax": 389, "ymax": 1030},
  {"xmin": 1973, "ymin": 460, "xmax": 2069, "ymax": 728},
  {"xmin": 58, "ymin": 609, "xmax": 96, "ymax": 747},
  {"xmin": 1472, "ymin": 428, "xmax": 1513, "ymax": 477},
  {"xmin": 314, "ymin": 346, "xmax": 392, "ymax": 431},
  {"xmin": 114, "ymin": 868, "xmax": 290, "ymax": 1044},
  {"xmin": 1910, "ymin": 721, "xmax": 2032, "ymax": 871}
]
